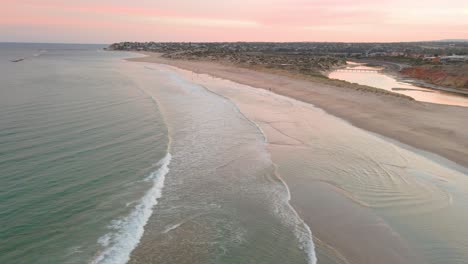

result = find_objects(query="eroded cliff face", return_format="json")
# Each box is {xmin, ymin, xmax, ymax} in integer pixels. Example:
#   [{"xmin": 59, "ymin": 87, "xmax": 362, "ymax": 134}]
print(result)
[{"xmin": 401, "ymin": 65, "xmax": 468, "ymax": 89}]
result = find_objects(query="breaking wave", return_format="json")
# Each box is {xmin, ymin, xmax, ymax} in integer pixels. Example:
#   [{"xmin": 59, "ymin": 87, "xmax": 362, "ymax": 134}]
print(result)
[{"xmin": 91, "ymin": 153, "xmax": 172, "ymax": 264}]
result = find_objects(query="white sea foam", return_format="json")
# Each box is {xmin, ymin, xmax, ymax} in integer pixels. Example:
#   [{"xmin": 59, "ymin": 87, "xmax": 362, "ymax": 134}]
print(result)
[
  {"xmin": 91, "ymin": 153, "xmax": 172, "ymax": 264},
  {"xmin": 272, "ymin": 163, "xmax": 318, "ymax": 264},
  {"xmin": 162, "ymin": 222, "xmax": 182, "ymax": 234},
  {"xmin": 179, "ymin": 69, "xmax": 318, "ymax": 264},
  {"xmin": 33, "ymin": 50, "xmax": 47, "ymax": 57}
]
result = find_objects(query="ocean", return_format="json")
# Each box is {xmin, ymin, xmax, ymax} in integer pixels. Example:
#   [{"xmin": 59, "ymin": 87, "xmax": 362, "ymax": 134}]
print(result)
[
  {"xmin": 0, "ymin": 44, "xmax": 314, "ymax": 264},
  {"xmin": 4, "ymin": 43, "xmax": 468, "ymax": 264}
]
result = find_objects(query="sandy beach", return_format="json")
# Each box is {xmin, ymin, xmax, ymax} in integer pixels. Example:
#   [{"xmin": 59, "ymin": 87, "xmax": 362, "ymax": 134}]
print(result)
[
  {"xmin": 126, "ymin": 53, "xmax": 468, "ymax": 264},
  {"xmin": 129, "ymin": 53, "xmax": 468, "ymax": 169},
  {"xmin": 164, "ymin": 65, "xmax": 467, "ymax": 263},
  {"xmin": 144, "ymin": 62, "xmax": 467, "ymax": 264},
  {"xmin": 127, "ymin": 54, "xmax": 468, "ymax": 264}
]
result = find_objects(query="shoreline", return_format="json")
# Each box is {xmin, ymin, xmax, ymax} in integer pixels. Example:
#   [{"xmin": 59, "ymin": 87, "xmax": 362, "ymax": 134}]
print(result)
[
  {"xmin": 168, "ymin": 67, "xmax": 450, "ymax": 264},
  {"xmin": 125, "ymin": 62, "xmax": 320, "ymax": 264},
  {"xmin": 124, "ymin": 54, "xmax": 468, "ymax": 264},
  {"xmin": 127, "ymin": 52, "xmax": 468, "ymax": 168},
  {"xmin": 399, "ymin": 77, "xmax": 468, "ymax": 96}
]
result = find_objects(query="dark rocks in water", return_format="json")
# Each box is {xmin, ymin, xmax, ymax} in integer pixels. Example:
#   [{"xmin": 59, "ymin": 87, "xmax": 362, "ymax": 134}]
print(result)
[{"xmin": 10, "ymin": 58, "xmax": 24, "ymax": 62}]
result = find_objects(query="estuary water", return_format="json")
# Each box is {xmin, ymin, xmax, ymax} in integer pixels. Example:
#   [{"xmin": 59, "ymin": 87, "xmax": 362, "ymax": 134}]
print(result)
[{"xmin": 328, "ymin": 62, "xmax": 468, "ymax": 107}]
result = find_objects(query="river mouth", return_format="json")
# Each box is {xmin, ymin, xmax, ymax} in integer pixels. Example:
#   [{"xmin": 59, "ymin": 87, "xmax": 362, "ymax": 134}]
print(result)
[{"xmin": 328, "ymin": 62, "xmax": 468, "ymax": 107}]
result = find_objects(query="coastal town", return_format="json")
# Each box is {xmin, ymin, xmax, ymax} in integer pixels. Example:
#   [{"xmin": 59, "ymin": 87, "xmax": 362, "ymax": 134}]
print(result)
[
  {"xmin": 108, "ymin": 41, "xmax": 468, "ymax": 59},
  {"xmin": 109, "ymin": 41, "xmax": 468, "ymax": 89}
]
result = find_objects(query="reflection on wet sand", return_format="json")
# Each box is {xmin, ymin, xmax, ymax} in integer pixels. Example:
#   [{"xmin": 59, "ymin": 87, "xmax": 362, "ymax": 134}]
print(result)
[{"xmin": 186, "ymin": 69, "xmax": 468, "ymax": 264}]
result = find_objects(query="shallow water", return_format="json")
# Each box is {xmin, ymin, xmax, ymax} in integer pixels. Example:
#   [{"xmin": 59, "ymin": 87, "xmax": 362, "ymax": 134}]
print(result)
[
  {"xmin": 186, "ymin": 70, "xmax": 468, "ymax": 264},
  {"xmin": 328, "ymin": 62, "xmax": 468, "ymax": 107},
  {"xmin": 123, "ymin": 64, "xmax": 315, "ymax": 264}
]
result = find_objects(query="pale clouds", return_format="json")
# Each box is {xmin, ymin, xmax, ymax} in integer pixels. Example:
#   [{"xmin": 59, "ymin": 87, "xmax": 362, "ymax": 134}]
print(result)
[{"xmin": 1, "ymin": 0, "xmax": 467, "ymax": 43}]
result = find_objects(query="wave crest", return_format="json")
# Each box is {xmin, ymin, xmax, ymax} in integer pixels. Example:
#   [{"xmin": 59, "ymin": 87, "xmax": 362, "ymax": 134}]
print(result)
[{"xmin": 91, "ymin": 153, "xmax": 172, "ymax": 264}]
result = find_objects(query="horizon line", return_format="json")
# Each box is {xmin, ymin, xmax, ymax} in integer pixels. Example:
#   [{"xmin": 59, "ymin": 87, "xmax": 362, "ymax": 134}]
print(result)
[{"xmin": 2, "ymin": 39, "xmax": 468, "ymax": 45}]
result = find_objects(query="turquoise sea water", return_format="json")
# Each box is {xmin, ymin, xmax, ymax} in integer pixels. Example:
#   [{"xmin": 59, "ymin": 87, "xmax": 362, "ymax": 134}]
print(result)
[
  {"xmin": 0, "ymin": 44, "xmax": 169, "ymax": 263},
  {"xmin": 0, "ymin": 44, "xmax": 314, "ymax": 264}
]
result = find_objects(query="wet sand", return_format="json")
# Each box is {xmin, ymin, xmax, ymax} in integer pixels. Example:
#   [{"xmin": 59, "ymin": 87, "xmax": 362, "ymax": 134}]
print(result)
[
  {"xmin": 128, "ymin": 53, "xmax": 468, "ymax": 169},
  {"xmin": 176, "ymin": 69, "xmax": 468, "ymax": 264},
  {"xmin": 126, "ymin": 54, "xmax": 468, "ymax": 263},
  {"xmin": 123, "ymin": 63, "xmax": 315, "ymax": 264}
]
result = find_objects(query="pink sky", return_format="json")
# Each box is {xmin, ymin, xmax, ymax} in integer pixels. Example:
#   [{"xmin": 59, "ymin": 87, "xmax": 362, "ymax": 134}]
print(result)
[{"xmin": 1, "ymin": 0, "xmax": 467, "ymax": 43}]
